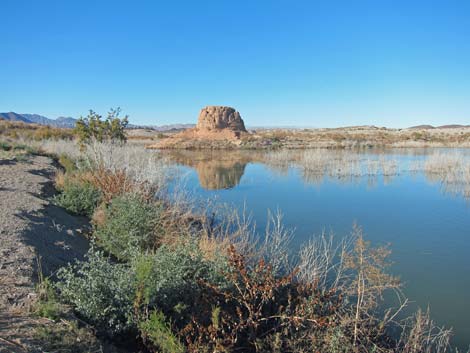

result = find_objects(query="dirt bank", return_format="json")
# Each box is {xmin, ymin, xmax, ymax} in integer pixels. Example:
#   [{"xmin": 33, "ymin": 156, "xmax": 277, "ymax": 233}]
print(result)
[{"xmin": 0, "ymin": 155, "xmax": 90, "ymax": 352}]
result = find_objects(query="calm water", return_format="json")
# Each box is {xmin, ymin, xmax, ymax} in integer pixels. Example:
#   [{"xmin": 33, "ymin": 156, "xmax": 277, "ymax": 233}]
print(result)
[{"xmin": 165, "ymin": 148, "xmax": 470, "ymax": 349}]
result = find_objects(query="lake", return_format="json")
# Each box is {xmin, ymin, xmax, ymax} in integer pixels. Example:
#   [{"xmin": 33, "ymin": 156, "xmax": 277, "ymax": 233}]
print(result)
[{"xmin": 164, "ymin": 148, "xmax": 470, "ymax": 349}]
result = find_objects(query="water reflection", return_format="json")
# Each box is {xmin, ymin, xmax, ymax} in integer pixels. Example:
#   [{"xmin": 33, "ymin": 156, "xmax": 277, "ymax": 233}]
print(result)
[
  {"xmin": 162, "ymin": 148, "xmax": 470, "ymax": 348},
  {"xmin": 163, "ymin": 149, "xmax": 470, "ymax": 199},
  {"xmin": 163, "ymin": 150, "xmax": 256, "ymax": 190}
]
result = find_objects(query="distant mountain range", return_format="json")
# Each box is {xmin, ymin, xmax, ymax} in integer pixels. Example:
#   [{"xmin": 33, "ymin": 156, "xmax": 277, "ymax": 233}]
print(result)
[
  {"xmin": 127, "ymin": 123, "xmax": 195, "ymax": 132},
  {"xmin": 0, "ymin": 112, "xmax": 77, "ymax": 128},
  {"xmin": 408, "ymin": 124, "xmax": 470, "ymax": 129},
  {"xmin": 0, "ymin": 112, "xmax": 195, "ymax": 131}
]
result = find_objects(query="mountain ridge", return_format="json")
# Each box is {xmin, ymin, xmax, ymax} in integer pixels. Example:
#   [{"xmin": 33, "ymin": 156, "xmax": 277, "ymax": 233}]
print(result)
[
  {"xmin": 0, "ymin": 112, "xmax": 77, "ymax": 128},
  {"xmin": 0, "ymin": 112, "xmax": 196, "ymax": 131}
]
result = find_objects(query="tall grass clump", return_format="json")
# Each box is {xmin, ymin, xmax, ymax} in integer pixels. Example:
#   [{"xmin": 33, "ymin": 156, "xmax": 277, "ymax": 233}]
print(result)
[
  {"xmin": 81, "ymin": 141, "xmax": 171, "ymax": 196},
  {"xmin": 422, "ymin": 151, "xmax": 470, "ymax": 199}
]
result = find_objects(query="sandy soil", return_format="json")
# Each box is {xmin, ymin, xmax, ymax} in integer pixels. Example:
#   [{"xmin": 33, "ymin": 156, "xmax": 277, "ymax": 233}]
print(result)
[{"xmin": 0, "ymin": 155, "xmax": 90, "ymax": 352}]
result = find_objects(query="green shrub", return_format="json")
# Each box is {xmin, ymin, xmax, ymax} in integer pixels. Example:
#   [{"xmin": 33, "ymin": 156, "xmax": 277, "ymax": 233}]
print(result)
[
  {"xmin": 0, "ymin": 141, "xmax": 12, "ymax": 151},
  {"xmin": 133, "ymin": 242, "xmax": 227, "ymax": 352},
  {"xmin": 58, "ymin": 153, "xmax": 76, "ymax": 173},
  {"xmin": 12, "ymin": 143, "xmax": 32, "ymax": 152},
  {"xmin": 0, "ymin": 141, "xmax": 36, "ymax": 161},
  {"xmin": 75, "ymin": 108, "xmax": 128, "ymax": 146},
  {"xmin": 133, "ymin": 241, "xmax": 227, "ymax": 325},
  {"xmin": 139, "ymin": 311, "xmax": 185, "ymax": 353},
  {"xmin": 54, "ymin": 180, "xmax": 101, "ymax": 216},
  {"xmin": 94, "ymin": 193, "xmax": 159, "ymax": 260},
  {"xmin": 56, "ymin": 248, "xmax": 135, "ymax": 335},
  {"xmin": 34, "ymin": 278, "xmax": 63, "ymax": 321}
]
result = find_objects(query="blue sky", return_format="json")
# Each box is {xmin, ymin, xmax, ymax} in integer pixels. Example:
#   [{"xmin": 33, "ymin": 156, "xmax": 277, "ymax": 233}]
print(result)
[{"xmin": 1, "ymin": 0, "xmax": 469, "ymax": 127}]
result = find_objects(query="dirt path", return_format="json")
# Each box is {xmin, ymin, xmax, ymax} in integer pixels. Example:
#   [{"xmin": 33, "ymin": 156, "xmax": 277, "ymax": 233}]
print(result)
[{"xmin": 0, "ymin": 155, "xmax": 90, "ymax": 352}]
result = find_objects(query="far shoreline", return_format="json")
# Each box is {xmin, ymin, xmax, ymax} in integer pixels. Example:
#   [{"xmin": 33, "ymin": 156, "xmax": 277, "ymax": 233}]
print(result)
[{"xmin": 142, "ymin": 125, "xmax": 470, "ymax": 150}]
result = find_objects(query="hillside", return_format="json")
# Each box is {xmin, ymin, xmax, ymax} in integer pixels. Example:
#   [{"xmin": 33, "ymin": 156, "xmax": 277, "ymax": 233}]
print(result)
[{"xmin": 0, "ymin": 112, "xmax": 77, "ymax": 128}]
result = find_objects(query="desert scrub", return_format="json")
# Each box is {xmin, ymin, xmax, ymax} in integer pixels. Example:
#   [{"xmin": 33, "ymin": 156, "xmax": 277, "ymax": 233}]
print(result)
[
  {"xmin": 34, "ymin": 277, "xmax": 64, "ymax": 321},
  {"xmin": 55, "ymin": 241, "xmax": 226, "ymax": 339},
  {"xmin": 56, "ymin": 248, "xmax": 135, "ymax": 335},
  {"xmin": 58, "ymin": 152, "xmax": 77, "ymax": 172},
  {"xmin": 35, "ymin": 320, "xmax": 102, "ymax": 353},
  {"xmin": 0, "ymin": 140, "xmax": 37, "ymax": 161},
  {"xmin": 0, "ymin": 120, "xmax": 74, "ymax": 141},
  {"xmin": 134, "ymin": 241, "xmax": 227, "ymax": 316},
  {"xmin": 93, "ymin": 193, "xmax": 160, "ymax": 260},
  {"xmin": 182, "ymin": 244, "xmax": 342, "ymax": 353},
  {"xmin": 139, "ymin": 311, "xmax": 185, "ymax": 353},
  {"xmin": 54, "ymin": 178, "xmax": 101, "ymax": 216},
  {"xmin": 131, "ymin": 241, "xmax": 229, "ymax": 352}
]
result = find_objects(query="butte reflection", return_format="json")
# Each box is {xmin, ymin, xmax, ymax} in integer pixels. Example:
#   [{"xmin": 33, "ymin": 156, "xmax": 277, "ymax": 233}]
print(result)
[{"xmin": 164, "ymin": 150, "xmax": 258, "ymax": 190}]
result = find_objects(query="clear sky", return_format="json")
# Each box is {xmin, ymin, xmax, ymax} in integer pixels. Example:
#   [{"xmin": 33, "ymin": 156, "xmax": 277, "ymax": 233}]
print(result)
[{"xmin": 1, "ymin": 0, "xmax": 469, "ymax": 127}]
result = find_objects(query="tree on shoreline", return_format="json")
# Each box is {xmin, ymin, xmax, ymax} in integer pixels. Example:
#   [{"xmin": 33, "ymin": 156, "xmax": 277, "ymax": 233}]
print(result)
[{"xmin": 74, "ymin": 108, "xmax": 128, "ymax": 146}]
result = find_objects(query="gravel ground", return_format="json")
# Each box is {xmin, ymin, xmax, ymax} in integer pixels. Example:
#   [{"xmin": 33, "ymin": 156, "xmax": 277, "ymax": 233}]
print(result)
[{"xmin": 0, "ymin": 155, "xmax": 90, "ymax": 352}]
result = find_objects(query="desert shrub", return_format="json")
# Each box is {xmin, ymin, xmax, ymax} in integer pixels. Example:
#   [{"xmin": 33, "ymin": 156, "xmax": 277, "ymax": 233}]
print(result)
[
  {"xmin": 139, "ymin": 311, "xmax": 185, "ymax": 353},
  {"xmin": 131, "ymin": 241, "xmax": 229, "ymax": 352},
  {"xmin": 0, "ymin": 140, "xmax": 39, "ymax": 161},
  {"xmin": 54, "ymin": 179, "xmax": 101, "ymax": 216},
  {"xmin": 58, "ymin": 153, "xmax": 76, "ymax": 172},
  {"xmin": 93, "ymin": 193, "xmax": 160, "ymax": 260},
  {"xmin": 34, "ymin": 277, "xmax": 64, "ymax": 321},
  {"xmin": 183, "ymin": 245, "xmax": 341, "ymax": 353},
  {"xmin": 0, "ymin": 141, "xmax": 11, "ymax": 151},
  {"xmin": 133, "ymin": 241, "xmax": 228, "ymax": 328},
  {"xmin": 75, "ymin": 108, "xmax": 128, "ymax": 146},
  {"xmin": 86, "ymin": 167, "xmax": 145, "ymax": 203},
  {"xmin": 56, "ymin": 248, "xmax": 135, "ymax": 335},
  {"xmin": 32, "ymin": 125, "xmax": 74, "ymax": 141}
]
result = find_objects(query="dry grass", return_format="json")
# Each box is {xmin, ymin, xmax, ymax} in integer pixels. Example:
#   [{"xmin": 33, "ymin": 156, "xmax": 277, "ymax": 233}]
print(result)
[
  {"xmin": 0, "ymin": 120, "xmax": 74, "ymax": 141},
  {"xmin": 253, "ymin": 126, "xmax": 470, "ymax": 149},
  {"xmin": 54, "ymin": 170, "xmax": 67, "ymax": 190},
  {"xmin": 262, "ymin": 149, "xmax": 403, "ymax": 186},
  {"xmin": 86, "ymin": 167, "xmax": 141, "ymax": 202}
]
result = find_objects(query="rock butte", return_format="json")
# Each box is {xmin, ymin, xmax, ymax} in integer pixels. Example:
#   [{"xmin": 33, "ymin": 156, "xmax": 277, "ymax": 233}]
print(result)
[
  {"xmin": 196, "ymin": 106, "xmax": 247, "ymax": 133},
  {"xmin": 149, "ymin": 106, "xmax": 248, "ymax": 149}
]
